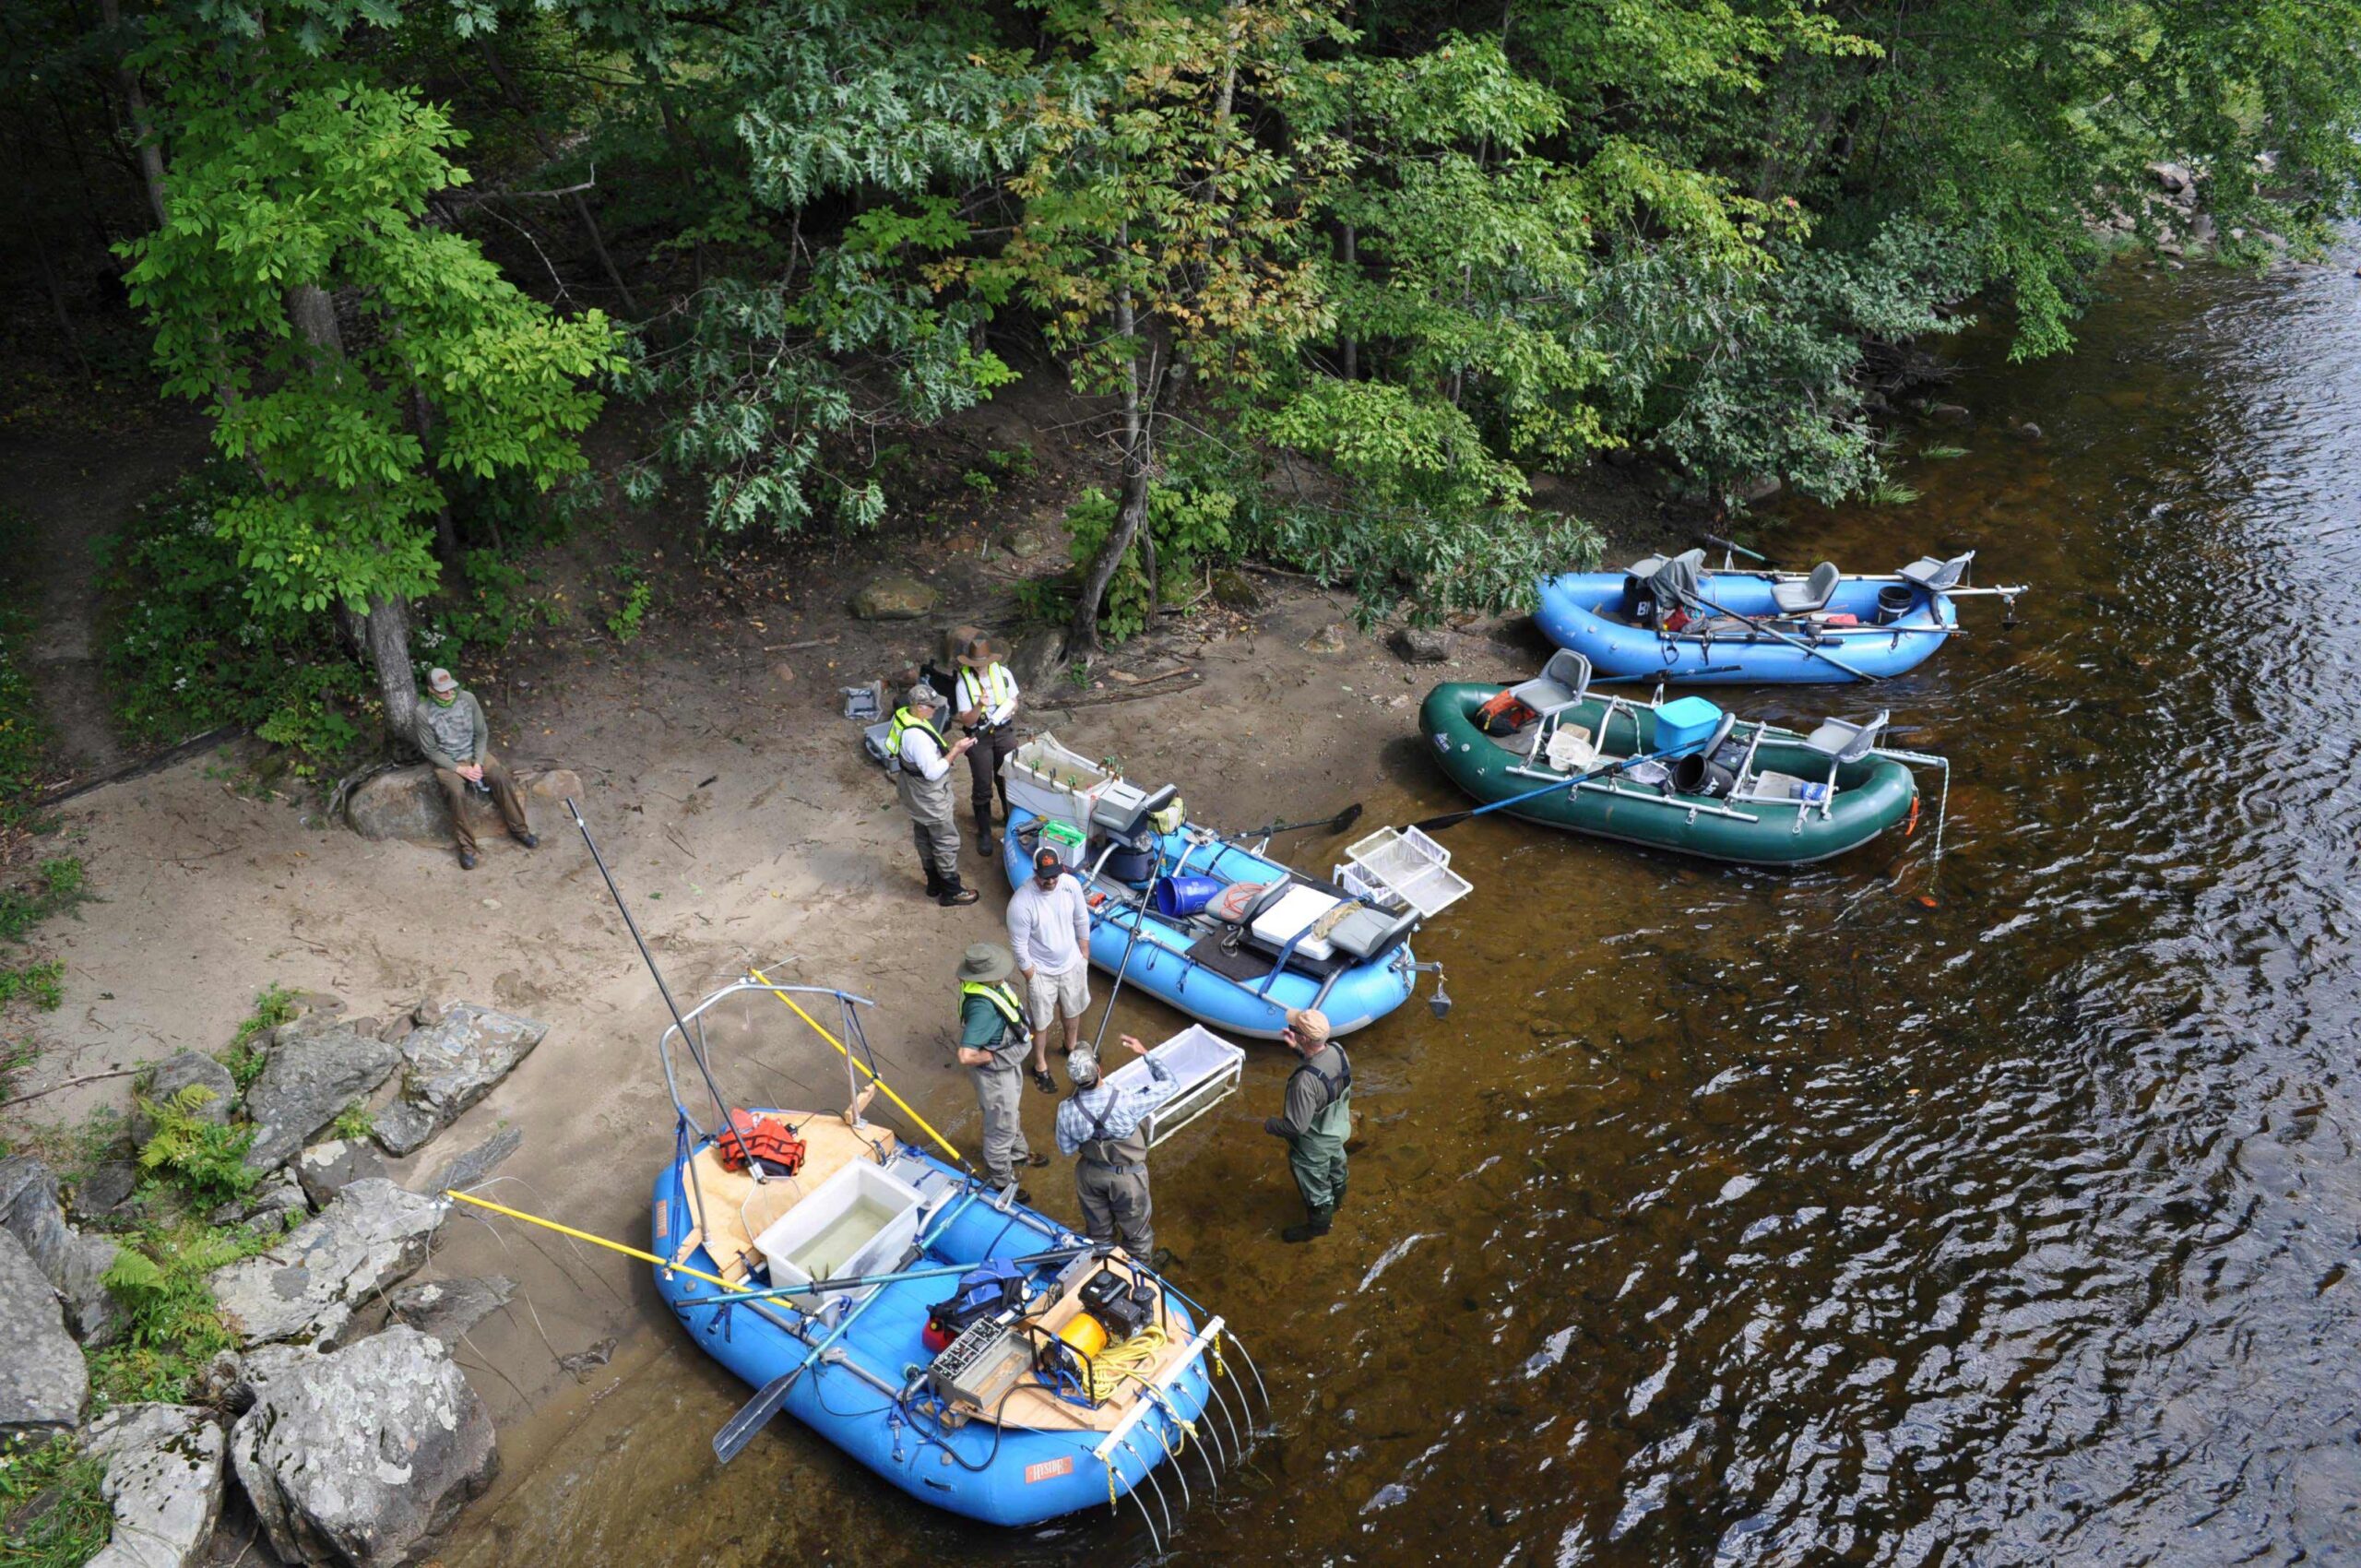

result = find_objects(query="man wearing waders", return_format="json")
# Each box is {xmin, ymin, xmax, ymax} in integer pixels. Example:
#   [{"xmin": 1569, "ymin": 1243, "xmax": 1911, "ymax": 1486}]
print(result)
[
  {"xmin": 954, "ymin": 943, "xmax": 1050, "ymax": 1199},
  {"xmin": 1055, "ymin": 1033, "xmax": 1173, "ymax": 1269},
  {"xmin": 889, "ymin": 684, "xmax": 979, "ymax": 906},
  {"xmin": 1264, "ymin": 1007, "xmax": 1350, "ymax": 1242}
]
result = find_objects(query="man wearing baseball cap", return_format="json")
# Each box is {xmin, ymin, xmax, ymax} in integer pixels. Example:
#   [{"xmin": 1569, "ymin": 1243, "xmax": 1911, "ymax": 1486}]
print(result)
[
  {"xmin": 411, "ymin": 667, "xmax": 536, "ymax": 871},
  {"xmin": 1265, "ymin": 1007, "xmax": 1351, "ymax": 1242},
  {"xmin": 885, "ymin": 683, "xmax": 979, "ymax": 905},
  {"xmin": 1006, "ymin": 844, "xmax": 1092, "ymax": 1094}
]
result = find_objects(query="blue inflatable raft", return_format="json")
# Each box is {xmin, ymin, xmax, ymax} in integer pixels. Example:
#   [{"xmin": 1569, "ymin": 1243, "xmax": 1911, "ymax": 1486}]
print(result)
[
  {"xmin": 1535, "ymin": 549, "xmax": 2020, "ymax": 683},
  {"xmin": 1001, "ymin": 809, "xmax": 1429, "ymax": 1040},
  {"xmin": 647, "ymin": 980, "xmax": 1264, "ymax": 1535}
]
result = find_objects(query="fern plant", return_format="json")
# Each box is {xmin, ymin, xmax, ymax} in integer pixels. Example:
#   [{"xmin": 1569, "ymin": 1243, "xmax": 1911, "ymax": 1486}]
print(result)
[{"xmin": 134, "ymin": 1087, "xmax": 258, "ymax": 1207}]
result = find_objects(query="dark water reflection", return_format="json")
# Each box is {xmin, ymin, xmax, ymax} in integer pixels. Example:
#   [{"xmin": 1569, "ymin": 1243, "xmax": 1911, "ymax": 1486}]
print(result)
[{"xmin": 453, "ymin": 253, "xmax": 2361, "ymax": 1565}]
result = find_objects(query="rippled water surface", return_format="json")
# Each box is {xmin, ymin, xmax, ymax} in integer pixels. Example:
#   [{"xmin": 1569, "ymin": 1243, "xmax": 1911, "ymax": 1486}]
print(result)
[{"xmin": 453, "ymin": 254, "xmax": 2361, "ymax": 1566}]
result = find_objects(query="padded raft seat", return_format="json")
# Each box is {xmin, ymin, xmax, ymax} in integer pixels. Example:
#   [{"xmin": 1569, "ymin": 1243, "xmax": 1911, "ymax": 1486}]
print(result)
[
  {"xmin": 1898, "ymin": 552, "xmax": 1974, "ymax": 591},
  {"xmin": 1771, "ymin": 562, "xmax": 1841, "ymax": 614}
]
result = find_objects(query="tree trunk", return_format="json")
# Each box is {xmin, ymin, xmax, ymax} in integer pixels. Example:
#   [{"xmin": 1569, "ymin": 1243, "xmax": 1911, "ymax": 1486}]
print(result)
[
  {"xmin": 97, "ymin": 0, "xmax": 168, "ymax": 229},
  {"xmin": 1066, "ymin": 288, "xmax": 1151, "ymax": 660},
  {"xmin": 360, "ymin": 594, "xmax": 419, "ymax": 742},
  {"xmin": 28, "ymin": 220, "xmax": 90, "ymax": 378},
  {"xmin": 1340, "ymin": 223, "xmax": 1358, "ymax": 381},
  {"xmin": 410, "ymin": 388, "xmax": 466, "ymax": 582}
]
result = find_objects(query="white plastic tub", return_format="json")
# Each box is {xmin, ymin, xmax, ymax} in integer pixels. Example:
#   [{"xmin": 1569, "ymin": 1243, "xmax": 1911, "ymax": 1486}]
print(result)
[
  {"xmin": 753, "ymin": 1160, "xmax": 926, "ymax": 1289},
  {"xmin": 1003, "ymin": 734, "xmax": 1112, "ymax": 833},
  {"xmin": 1099, "ymin": 1024, "xmax": 1246, "ymax": 1148}
]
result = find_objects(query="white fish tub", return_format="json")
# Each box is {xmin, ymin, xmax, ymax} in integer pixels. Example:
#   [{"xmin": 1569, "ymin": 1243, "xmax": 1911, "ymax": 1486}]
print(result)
[
  {"xmin": 1099, "ymin": 1025, "xmax": 1247, "ymax": 1148},
  {"xmin": 753, "ymin": 1159, "xmax": 926, "ymax": 1289}
]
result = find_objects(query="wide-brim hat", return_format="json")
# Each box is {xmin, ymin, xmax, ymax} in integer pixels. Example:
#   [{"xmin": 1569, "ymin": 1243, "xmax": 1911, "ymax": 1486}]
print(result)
[
  {"xmin": 955, "ymin": 943, "xmax": 1014, "ymax": 984},
  {"xmin": 957, "ymin": 635, "xmax": 1005, "ymax": 667}
]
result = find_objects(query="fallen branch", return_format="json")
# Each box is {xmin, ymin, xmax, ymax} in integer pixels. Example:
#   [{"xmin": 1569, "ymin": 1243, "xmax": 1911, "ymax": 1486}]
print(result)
[
  {"xmin": 3, "ymin": 1067, "xmax": 140, "ymax": 1109},
  {"xmin": 1034, "ymin": 670, "xmax": 1204, "ymax": 709}
]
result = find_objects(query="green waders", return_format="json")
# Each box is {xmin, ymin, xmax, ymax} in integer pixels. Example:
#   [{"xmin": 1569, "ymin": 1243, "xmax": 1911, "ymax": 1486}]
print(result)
[{"xmin": 1281, "ymin": 1048, "xmax": 1351, "ymax": 1241}]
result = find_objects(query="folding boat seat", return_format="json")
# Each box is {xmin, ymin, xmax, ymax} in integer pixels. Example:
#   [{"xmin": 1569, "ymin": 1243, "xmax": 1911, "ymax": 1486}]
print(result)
[
  {"xmin": 1771, "ymin": 561, "xmax": 1842, "ymax": 615},
  {"xmin": 1897, "ymin": 552, "xmax": 1975, "ymax": 592},
  {"xmin": 1505, "ymin": 650, "xmax": 1593, "ymax": 719}
]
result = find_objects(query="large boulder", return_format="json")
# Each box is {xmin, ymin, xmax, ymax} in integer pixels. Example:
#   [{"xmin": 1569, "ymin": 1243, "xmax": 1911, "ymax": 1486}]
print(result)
[
  {"xmin": 295, "ymin": 1139, "xmax": 388, "ymax": 1209},
  {"xmin": 388, "ymin": 1277, "xmax": 515, "ymax": 1348},
  {"xmin": 848, "ymin": 573, "xmax": 939, "ymax": 620},
  {"xmin": 242, "ymin": 1018, "xmax": 401, "ymax": 1174},
  {"xmin": 0, "ymin": 1228, "xmax": 86, "ymax": 1440},
  {"xmin": 84, "ymin": 1403, "xmax": 226, "ymax": 1568},
  {"xmin": 342, "ymin": 766, "xmax": 581, "ymax": 846},
  {"xmin": 231, "ymin": 1327, "xmax": 497, "ymax": 1568},
  {"xmin": 208, "ymin": 1180, "xmax": 445, "ymax": 1348},
  {"xmin": 0, "ymin": 1156, "xmax": 123, "ymax": 1346},
  {"xmin": 128, "ymin": 1052, "xmax": 239, "ymax": 1147},
  {"xmin": 371, "ymin": 1005, "xmax": 549, "ymax": 1158}
]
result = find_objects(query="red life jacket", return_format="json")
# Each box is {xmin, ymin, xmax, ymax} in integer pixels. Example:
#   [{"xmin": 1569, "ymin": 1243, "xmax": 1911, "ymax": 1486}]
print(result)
[
  {"xmin": 1475, "ymin": 689, "xmax": 1538, "ymax": 736},
  {"xmin": 717, "ymin": 1109, "xmax": 808, "ymax": 1177}
]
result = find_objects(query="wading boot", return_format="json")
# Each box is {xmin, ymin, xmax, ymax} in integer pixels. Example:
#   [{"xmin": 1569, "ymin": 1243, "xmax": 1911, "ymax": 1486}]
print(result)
[
  {"xmin": 939, "ymin": 873, "xmax": 980, "ymax": 908},
  {"xmin": 923, "ymin": 861, "xmax": 947, "ymax": 900},
  {"xmin": 1281, "ymin": 1204, "xmax": 1334, "ymax": 1244},
  {"xmin": 974, "ymin": 815, "xmax": 994, "ymax": 856},
  {"xmin": 1330, "ymin": 1175, "xmax": 1347, "ymax": 1215}
]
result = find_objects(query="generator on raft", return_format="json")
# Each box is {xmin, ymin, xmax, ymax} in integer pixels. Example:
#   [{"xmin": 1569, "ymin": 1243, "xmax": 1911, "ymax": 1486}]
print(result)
[
  {"xmin": 997, "ymin": 737, "xmax": 1470, "ymax": 1039},
  {"xmin": 647, "ymin": 975, "xmax": 1266, "ymax": 1540}
]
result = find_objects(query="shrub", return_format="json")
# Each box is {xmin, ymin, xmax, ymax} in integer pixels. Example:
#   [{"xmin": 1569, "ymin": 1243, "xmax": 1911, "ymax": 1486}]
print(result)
[
  {"xmin": 1055, "ymin": 478, "xmax": 1241, "ymax": 643},
  {"xmin": 133, "ymin": 1087, "xmax": 257, "ymax": 1207},
  {"xmin": 92, "ymin": 1216, "xmax": 282, "ymax": 1404}
]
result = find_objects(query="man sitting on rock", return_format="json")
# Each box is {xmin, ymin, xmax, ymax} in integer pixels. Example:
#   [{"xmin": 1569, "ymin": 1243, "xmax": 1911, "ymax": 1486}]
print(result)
[{"xmin": 412, "ymin": 667, "xmax": 537, "ymax": 871}]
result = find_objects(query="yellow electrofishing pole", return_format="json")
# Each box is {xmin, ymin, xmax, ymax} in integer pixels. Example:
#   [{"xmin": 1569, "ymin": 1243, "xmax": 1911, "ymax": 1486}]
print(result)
[
  {"xmin": 444, "ymin": 1187, "xmax": 749, "ymax": 1294},
  {"xmin": 747, "ymin": 964, "xmax": 965, "ymax": 1166}
]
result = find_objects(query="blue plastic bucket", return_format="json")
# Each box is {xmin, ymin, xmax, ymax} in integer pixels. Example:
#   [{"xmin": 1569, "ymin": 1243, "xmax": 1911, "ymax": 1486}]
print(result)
[{"xmin": 1152, "ymin": 875, "xmax": 1224, "ymax": 919}]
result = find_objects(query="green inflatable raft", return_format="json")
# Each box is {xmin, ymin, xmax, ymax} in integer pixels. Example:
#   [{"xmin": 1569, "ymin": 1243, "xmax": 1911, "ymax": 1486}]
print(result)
[{"xmin": 1419, "ymin": 671, "xmax": 1925, "ymax": 866}]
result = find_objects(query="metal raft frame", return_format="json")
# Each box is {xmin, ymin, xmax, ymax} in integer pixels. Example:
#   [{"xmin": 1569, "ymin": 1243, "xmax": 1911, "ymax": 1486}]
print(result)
[
  {"xmin": 1503, "ymin": 698, "xmax": 1952, "ymax": 868},
  {"xmin": 649, "ymin": 972, "xmax": 1273, "ymax": 1543}
]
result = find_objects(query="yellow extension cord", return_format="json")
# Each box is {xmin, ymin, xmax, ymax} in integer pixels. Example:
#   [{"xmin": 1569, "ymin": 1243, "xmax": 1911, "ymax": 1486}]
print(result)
[{"xmin": 1075, "ymin": 1322, "xmax": 1171, "ymax": 1405}]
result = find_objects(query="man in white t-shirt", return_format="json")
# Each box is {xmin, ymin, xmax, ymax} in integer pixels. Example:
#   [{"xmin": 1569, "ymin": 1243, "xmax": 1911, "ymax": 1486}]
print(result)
[{"xmin": 1004, "ymin": 845, "xmax": 1093, "ymax": 1094}]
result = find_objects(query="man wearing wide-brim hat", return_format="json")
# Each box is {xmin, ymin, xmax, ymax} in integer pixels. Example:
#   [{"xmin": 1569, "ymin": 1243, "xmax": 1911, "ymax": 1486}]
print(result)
[
  {"xmin": 953, "ymin": 942, "xmax": 1051, "ymax": 1199},
  {"xmin": 951, "ymin": 633, "xmax": 1024, "ymax": 854}
]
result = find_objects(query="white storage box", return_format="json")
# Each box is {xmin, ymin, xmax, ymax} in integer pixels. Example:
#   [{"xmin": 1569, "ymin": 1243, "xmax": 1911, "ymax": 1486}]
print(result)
[
  {"xmin": 753, "ymin": 1159, "xmax": 926, "ymax": 1289},
  {"xmin": 1003, "ymin": 735, "xmax": 1112, "ymax": 833},
  {"xmin": 1339, "ymin": 826, "xmax": 1472, "ymax": 918},
  {"xmin": 1099, "ymin": 1025, "xmax": 1246, "ymax": 1147},
  {"xmin": 1250, "ymin": 883, "xmax": 1345, "ymax": 961}
]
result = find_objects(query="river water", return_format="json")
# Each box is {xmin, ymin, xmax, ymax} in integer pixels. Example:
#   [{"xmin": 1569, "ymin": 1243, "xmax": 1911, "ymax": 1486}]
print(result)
[{"xmin": 449, "ymin": 251, "xmax": 2361, "ymax": 1565}]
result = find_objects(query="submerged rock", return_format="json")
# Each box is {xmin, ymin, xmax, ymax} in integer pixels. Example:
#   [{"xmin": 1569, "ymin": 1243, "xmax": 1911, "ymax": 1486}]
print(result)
[
  {"xmin": 231, "ymin": 1326, "xmax": 497, "ymax": 1568},
  {"xmin": 0, "ymin": 1156, "xmax": 122, "ymax": 1346},
  {"xmin": 421, "ymin": 1126, "xmax": 523, "ymax": 1197},
  {"xmin": 84, "ymin": 1402, "xmax": 226, "ymax": 1568},
  {"xmin": 388, "ymin": 1276, "xmax": 515, "ymax": 1348},
  {"xmin": 208, "ymin": 1180, "xmax": 445, "ymax": 1347},
  {"xmin": 371, "ymin": 1005, "xmax": 549, "ymax": 1158},
  {"xmin": 0, "ymin": 1228, "xmax": 86, "ymax": 1439},
  {"xmin": 241, "ymin": 1019, "xmax": 401, "ymax": 1174}
]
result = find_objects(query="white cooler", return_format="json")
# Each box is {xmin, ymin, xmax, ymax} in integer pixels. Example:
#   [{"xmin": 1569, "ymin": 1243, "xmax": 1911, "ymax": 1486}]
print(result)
[{"xmin": 753, "ymin": 1160, "xmax": 925, "ymax": 1289}]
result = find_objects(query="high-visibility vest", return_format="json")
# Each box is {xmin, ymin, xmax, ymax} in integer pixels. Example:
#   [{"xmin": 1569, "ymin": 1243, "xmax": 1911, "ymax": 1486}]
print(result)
[
  {"xmin": 885, "ymin": 707, "xmax": 946, "ymax": 772},
  {"xmin": 956, "ymin": 663, "xmax": 1019, "ymax": 723},
  {"xmin": 958, "ymin": 980, "xmax": 1026, "ymax": 1035}
]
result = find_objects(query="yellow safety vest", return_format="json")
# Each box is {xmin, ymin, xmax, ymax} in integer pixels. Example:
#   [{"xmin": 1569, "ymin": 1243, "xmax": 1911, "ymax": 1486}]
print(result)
[
  {"xmin": 958, "ymin": 980, "xmax": 1026, "ymax": 1035},
  {"xmin": 885, "ymin": 706, "xmax": 946, "ymax": 766},
  {"xmin": 956, "ymin": 663, "xmax": 1018, "ymax": 721}
]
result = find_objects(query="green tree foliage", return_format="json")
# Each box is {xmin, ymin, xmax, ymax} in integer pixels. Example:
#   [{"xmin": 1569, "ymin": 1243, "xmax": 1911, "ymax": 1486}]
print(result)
[{"xmin": 121, "ymin": 81, "xmax": 621, "ymax": 734}]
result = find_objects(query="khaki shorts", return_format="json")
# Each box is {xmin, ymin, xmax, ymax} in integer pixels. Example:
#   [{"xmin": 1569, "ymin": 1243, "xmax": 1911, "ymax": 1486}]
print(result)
[{"xmin": 1026, "ymin": 965, "xmax": 1090, "ymax": 1026}]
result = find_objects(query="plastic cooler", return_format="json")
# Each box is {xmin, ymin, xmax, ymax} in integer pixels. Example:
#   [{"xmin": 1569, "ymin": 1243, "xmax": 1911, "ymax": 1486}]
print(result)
[
  {"xmin": 1003, "ymin": 734, "xmax": 1111, "ymax": 833},
  {"xmin": 1653, "ymin": 696, "xmax": 1725, "ymax": 756},
  {"xmin": 753, "ymin": 1160, "xmax": 925, "ymax": 1289}
]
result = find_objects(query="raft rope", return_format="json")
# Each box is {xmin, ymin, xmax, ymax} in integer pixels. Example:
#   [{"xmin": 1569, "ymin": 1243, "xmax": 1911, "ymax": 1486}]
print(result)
[{"xmin": 747, "ymin": 965, "xmax": 966, "ymax": 1166}]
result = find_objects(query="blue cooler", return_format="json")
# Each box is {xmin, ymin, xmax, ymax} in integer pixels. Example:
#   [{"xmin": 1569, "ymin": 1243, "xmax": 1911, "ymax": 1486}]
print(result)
[{"xmin": 1653, "ymin": 696, "xmax": 1725, "ymax": 756}]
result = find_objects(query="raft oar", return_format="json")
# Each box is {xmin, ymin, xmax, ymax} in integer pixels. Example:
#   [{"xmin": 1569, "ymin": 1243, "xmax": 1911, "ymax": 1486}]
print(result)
[
  {"xmin": 1695, "ymin": 532, "xmax": 1778, "ymax": 566},
  {"xmin": 1412, "ymin": 743, "xmax": 1688, "ymax": 834},
  {"xmin": 715, "ymin": 1308, "xmax": 858, "ymax": 1463},
  {"xmin": 1680, "ymin": 587, "xmax": 1885, "ymax": 683},
  {"xmin": 1591, "ymin": 665, "xmax": 1741, "ymax": 683},
  {"xmin": 749, "ymin": 964, "xmax": 966, "ymax": 1168},
  {"xmin": 1234, "ymin": 802, "xmax": 1364, "ymax": 841}
]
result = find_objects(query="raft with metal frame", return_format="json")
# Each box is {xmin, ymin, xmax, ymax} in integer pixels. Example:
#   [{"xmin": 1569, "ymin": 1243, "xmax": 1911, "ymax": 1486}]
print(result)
[
  {"xmin": 646, "ymin": 977, "xmax": 1265, "ymax": 1534},
  {"xmin": 1535, "ymin": 548, "xmax": 2023, "ymax": 684},
  {"xmin": 1419, "ymin": 654, "xmax": 1944, "ymax": 865}
]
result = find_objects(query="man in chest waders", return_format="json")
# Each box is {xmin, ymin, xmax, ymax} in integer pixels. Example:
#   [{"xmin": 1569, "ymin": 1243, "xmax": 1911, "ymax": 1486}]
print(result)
[
  {"xmin": 890, "ymin": 684, "xmax": 979, "ymax": 906},
  {"xmin": 953, "ymin": 943, "xmax": 1051, "ymax": 1199},
  {"xmin": 1264, "ymin": 1007, "xmax": 1350, "ymax": 1243},
  {"xmin": 1055, "ymin": 1034, "xmax": 1173, "ymax": 1268}
]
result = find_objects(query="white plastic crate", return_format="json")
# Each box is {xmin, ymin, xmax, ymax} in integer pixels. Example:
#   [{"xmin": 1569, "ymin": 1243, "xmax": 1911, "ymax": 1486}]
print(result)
[
  {"xmin": 1099, "ymin": 1024, "xmax": 1246, "ymax": 1148},
  {"xmin": 1338, "ymin": 826, "xmax": 1472, "ymax": 918},
  {"xmin": 1003, "ymin": 733, "xmax": 1113, "ymax": 833}
]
